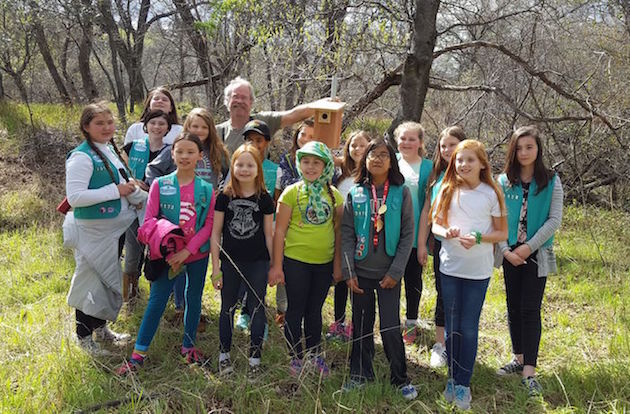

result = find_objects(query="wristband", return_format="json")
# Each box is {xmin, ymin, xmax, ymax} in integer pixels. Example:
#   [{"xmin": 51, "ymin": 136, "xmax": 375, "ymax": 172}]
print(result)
[
  {"xmin": 473, "ymin": 231, "xmax": 482, "ymax": 244},
  {"xmin": 211, "ymin": 271, "xmax": 222, "ymax": 283}
]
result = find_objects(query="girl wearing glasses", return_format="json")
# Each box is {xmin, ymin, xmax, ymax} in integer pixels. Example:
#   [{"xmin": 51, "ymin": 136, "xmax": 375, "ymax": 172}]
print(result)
[{"xmin": 340, "ymin": 138, "xmax": 418, "ymax": 400}]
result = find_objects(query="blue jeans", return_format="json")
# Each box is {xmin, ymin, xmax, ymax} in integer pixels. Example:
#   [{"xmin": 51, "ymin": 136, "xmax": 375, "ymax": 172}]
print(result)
[
  {"xmin": 134, "ymin": 256, "xmax": 209, "ymax": 352},
  {"xmin": 173, "ymin": 272, "xmax": 186, "ymax": 309},
  {"xmin": 441, "ymin": 273, "xmax": 489, "ymax": 387},
  {"xmin": 219, "ymin": 260, "xmax": 269, "ymax": 358}
]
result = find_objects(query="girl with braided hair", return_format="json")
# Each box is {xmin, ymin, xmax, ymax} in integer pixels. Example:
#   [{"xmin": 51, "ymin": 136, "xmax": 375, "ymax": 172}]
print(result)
[
  {"xmin": 64, "ymin": 101, "xmax": 138, "ymax": 356},
  {"xmin": 268, "ymin": 141, "xmax": 343, "ymax": 378}
]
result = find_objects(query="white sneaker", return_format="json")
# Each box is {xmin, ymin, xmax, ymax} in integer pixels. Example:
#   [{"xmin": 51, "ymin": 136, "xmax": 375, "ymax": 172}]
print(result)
[
  {"xmin": 78, "ymin": 336, "xmax": 113, "ymax": 357},
  {"xmin": 430, "ymin": 342, "xmax": 447, "ymax": 368},
  {"xmin": 93, "ymin": 325, "xmax": 131, "ymax": 344}
]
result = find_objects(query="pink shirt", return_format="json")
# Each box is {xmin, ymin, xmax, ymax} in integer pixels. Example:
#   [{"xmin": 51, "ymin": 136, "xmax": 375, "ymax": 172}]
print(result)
[{"xmin": 145, "ymin": 178, "xmax": 215, "ymax": 263}]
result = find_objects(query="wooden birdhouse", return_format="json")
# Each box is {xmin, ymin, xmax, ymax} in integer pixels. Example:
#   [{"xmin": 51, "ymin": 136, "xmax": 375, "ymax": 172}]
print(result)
[{"xmin": 312, "ymin": 100, "xmax": 346, "ymax": 149}]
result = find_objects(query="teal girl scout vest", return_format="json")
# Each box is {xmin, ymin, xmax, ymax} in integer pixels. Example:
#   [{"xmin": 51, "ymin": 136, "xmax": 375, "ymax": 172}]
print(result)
[
  {"xmin": 128, "ymin": 136, "xmax": 150, "ymax": 180},
  {"xmin": 498, "ymin": 173, "xmax": 556, "ymax": 248},
  {"xmin": 157, "ymin": 172, "xmax": 213, "ymax": 253},
  {"xmin": 262, "ymin": 158, "xmax": 278, "ymax": 194},
  {"xmin": 350, "ymin": 184, "xmax": 404, "ymax": 260},
  {"xmin": 69, "ymin": 141, "xmax": 121, "ymax": 219}
]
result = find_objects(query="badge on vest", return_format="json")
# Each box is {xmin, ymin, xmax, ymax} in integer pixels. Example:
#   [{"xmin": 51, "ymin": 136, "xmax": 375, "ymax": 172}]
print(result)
[
  {"xmin": 356, "ymin": 235, "xmax": 367, "ymax": 257},
  {"xmin": 160, "ymin": 184, "xmax": 177, "ymax": 196},
  {"xmin": 134, "ymin": 141, "xmax": 147, "ymax": 151},
  {"xmin": 354, "ymin": 187, "xmax": 367, "ymax": 203}
]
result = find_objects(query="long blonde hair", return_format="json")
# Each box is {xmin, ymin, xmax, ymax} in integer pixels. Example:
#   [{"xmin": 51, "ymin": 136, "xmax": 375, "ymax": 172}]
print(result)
[
  {"xmin": 223, "ymin": 144, "xmax": 267, "ymax": 198},
  {"xmin": 183, "ymin": 108, "xmax": 229, "ymax": 175},
  {"xmin": 430, "ymin": 139, "xmax": 505, "ymax": 227}
]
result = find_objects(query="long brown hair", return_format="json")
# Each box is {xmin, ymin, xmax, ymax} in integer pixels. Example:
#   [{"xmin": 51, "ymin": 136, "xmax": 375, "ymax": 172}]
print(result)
[
  {"xmin": 430, "ymin": 139, "xmax": 505, "ymax": 227},
  {"xmin": 503, "ymin": 125, "xmax": 553, "ymax": 194},
  {"xmin": 140, "ymin": 87, "xmax": 179, "ymax": 125},
  {"xmin": 289, "ymin": 119, "xmax": 315, "ymax": 163},
  {"xmin": 223, "ymin": 144, "xmax": 267, "ymax": 198},
  {"xmin": 428, "ymin": 126, "xmax": 467, "ymax": 197},
  {"xmin": 183, "ymin": 108, "xmax": 229, "ymax": 176},
  {"xmin": 79, "ymin": 101, "xmax": 131, "ymax": 180},
  {"xmin": 339, "ymin": 130, "xmax": 372, "ymax": 181}
]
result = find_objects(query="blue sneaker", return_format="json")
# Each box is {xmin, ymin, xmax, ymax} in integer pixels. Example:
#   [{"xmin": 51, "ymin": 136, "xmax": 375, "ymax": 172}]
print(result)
[
  {"xmin": 454, "ymin": 385, "xmax": 472, "ymax": 410},
  {"xmin": 400, "ymin": 384, "xmax": 418, "ymax": 400},
  {"xmin": 341, "ymin": 378, "xmax": 366, "ymax": 393},
  {"xmin": 443, "ymin": 378, "xmax": 455, "ymax": 402},
  {"xmin": 235, "ymin": 313, "xmax": 250, "ymax": 331}
]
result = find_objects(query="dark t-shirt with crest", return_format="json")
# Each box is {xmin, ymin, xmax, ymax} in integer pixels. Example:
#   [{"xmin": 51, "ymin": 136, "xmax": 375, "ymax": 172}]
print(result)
[{"xmin": 215, "ymin": 192, "xmax": 274, "ymax": 262}]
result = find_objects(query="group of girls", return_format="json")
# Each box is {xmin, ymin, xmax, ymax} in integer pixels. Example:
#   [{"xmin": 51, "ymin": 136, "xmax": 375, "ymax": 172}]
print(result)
[{"xmin": 63, "ymin": 91, "xmax": 562, "ymax": 409}]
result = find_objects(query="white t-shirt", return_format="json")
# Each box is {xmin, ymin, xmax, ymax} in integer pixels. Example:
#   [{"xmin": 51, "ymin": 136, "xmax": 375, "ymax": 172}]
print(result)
[
  {"xmin": 437, "ymin": 182, "xmax": 502, "ymax": 279},
  {"xmin": 335, "ymin": 176, "xmax": 355, "ymax": 199},
  {"xmin": 124, "ymin": 122, "xmax": 183, "ymax": 145}
]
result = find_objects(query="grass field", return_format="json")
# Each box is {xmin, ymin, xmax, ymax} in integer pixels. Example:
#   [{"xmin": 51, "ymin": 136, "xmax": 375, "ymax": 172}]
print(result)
[
  {"xmin": 0, "ymin": 103, "xmax": 629, "ymax": 412},
  {"xmin": 0, "ymin": 204, "xmax": 628, "ymax": 413}
]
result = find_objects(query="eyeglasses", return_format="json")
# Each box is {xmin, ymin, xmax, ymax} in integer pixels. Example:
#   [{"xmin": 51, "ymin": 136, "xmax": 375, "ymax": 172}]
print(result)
[{"xmin": 367, "ymin": 152, "xmax": 390, "ymax": 161}]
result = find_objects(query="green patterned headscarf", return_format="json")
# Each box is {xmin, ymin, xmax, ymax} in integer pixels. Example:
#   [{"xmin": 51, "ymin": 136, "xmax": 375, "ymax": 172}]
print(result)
[{"xmin": 296, "ymin": 141, "xmax": 335, "ymax": 223}]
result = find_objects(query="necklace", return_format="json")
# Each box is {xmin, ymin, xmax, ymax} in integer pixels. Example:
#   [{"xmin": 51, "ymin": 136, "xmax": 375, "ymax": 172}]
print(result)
[{"xmin": 371, "ymin": 180, "xmax": 389, "ymax": 251}]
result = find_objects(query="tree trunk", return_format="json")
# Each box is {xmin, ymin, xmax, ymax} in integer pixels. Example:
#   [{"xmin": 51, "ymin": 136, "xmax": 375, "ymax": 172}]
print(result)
[
  {"xmin": 172, "ymin": 0, "xmax": 213, "ymax": 103},
  {"xmin": 30, "ymin": 6, "xmax": 72, "ymax": 104},
  {"xmin": 319, "ymin": 0, "xmax": 349, "ymax": 97},
  {"xmin": 78, "ymin": 0, "xmax": 99, "ymax": 100},
  {"xmin": 385, "ymin": 0, "xmax": 440, "ymax": 143},
  {"xmin": 60, "ymin": 37, "xmax": 81, "ymax": 102},
  {"xmin": 10, "ymin": 72, "xmax": 30, "ymax": 103},
  {"xmin": 0, "ymin": 70, "xmax": 4, "ymax": 100}
]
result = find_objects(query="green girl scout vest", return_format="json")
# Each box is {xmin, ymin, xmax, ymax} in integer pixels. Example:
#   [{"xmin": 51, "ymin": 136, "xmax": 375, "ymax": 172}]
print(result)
[
  {"xmin": 157, "ymin": 172, "xmax": 213, "ymax": 253},
  {"xmin": 350, "ymin": 184, "xmax": 404, "ymax": 260}
]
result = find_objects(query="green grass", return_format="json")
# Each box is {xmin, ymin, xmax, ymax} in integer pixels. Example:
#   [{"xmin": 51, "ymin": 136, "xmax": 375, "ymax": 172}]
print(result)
[
  {"xmin": 0, "ymin": 101, "xmax": 628, "ymax": 412},
  {"xmin": 0, "ymin": 205, "xmax": 628, "ymax": 413}
]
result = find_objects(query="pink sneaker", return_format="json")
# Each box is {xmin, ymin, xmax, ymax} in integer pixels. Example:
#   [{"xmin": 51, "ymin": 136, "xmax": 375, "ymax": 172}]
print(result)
[
  {"xmin": 341, "ymin": 322, "xmax": 353, "ymax": 341},
  {"xmin": 181, "ymin": 347, "xmax": 206, "ymax": 365},
  {"xmin": 289, "ymin": 358, "xmax": 304, "ymax": 377},
  {"xmin": 325, "ymin": 321, "xmax": 343, "ymax": 341}
]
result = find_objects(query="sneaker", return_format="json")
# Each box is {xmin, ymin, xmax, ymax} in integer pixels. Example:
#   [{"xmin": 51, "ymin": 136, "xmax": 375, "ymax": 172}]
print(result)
[
  {"xmin": 311, "ymin": 355, "xmax": 330, "ymax": 378},
  {"xmin": 400, "ymin": 384, "xmax": 418, "ymax": 400},
  {"xmin": 325, "ymin": 321, "xmax": 343, "ymax": 341},
  {"xmin": 116, "ymin": 357, "xmax": 143, "ymax": 376},
  {"xmin": 430, "ymin": 342, "xmax": 447, "ymax": 368},
  {"xmin": 289, "ymin": 358, "xmax": 303, "ymax": 377},
  {"xmin": 93, "ymin": 325, "xmax": 131, "ymax": 344},
  {"xmin": 219, "ymin": 358, "xmax": 234, "ymax": 376},
  {"xmin": 78, "ymin": 336, "xmax": 113, "ymax": 356},
  {"xmin": 236, "ymin": 313, "xmax": 251, "ymax": 331},
  {"xmin": 443, "ymin": 378, "xmax": 455, "ymax": 403},
  {"xmin": 522, "ymin": 376, "xmax": 543, "ymax": 396},
  {"xmin": 247, "ymin": 363, "xmax": 262, "ymax": 382},
  {"xmin": 274, "ymin": 311, "xmax": 285, "ymax": 327},
  {"xmin": 454, "ymin": 385, "xmax": 472, "ymax": 410},
  {"xmin": 497, "ymin": 357, "xmax": 524, "ymax": 376},
  {"xmin": 341, "ymin": 378, "xmax": 366, "ymax": 393},
  {"xmin": 402, "ymin": 326, "xmax": 417, "ymax": 345},
  {"xmin": 181, "ymin": 347, "xmax": 205, "ymax": 365}
]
